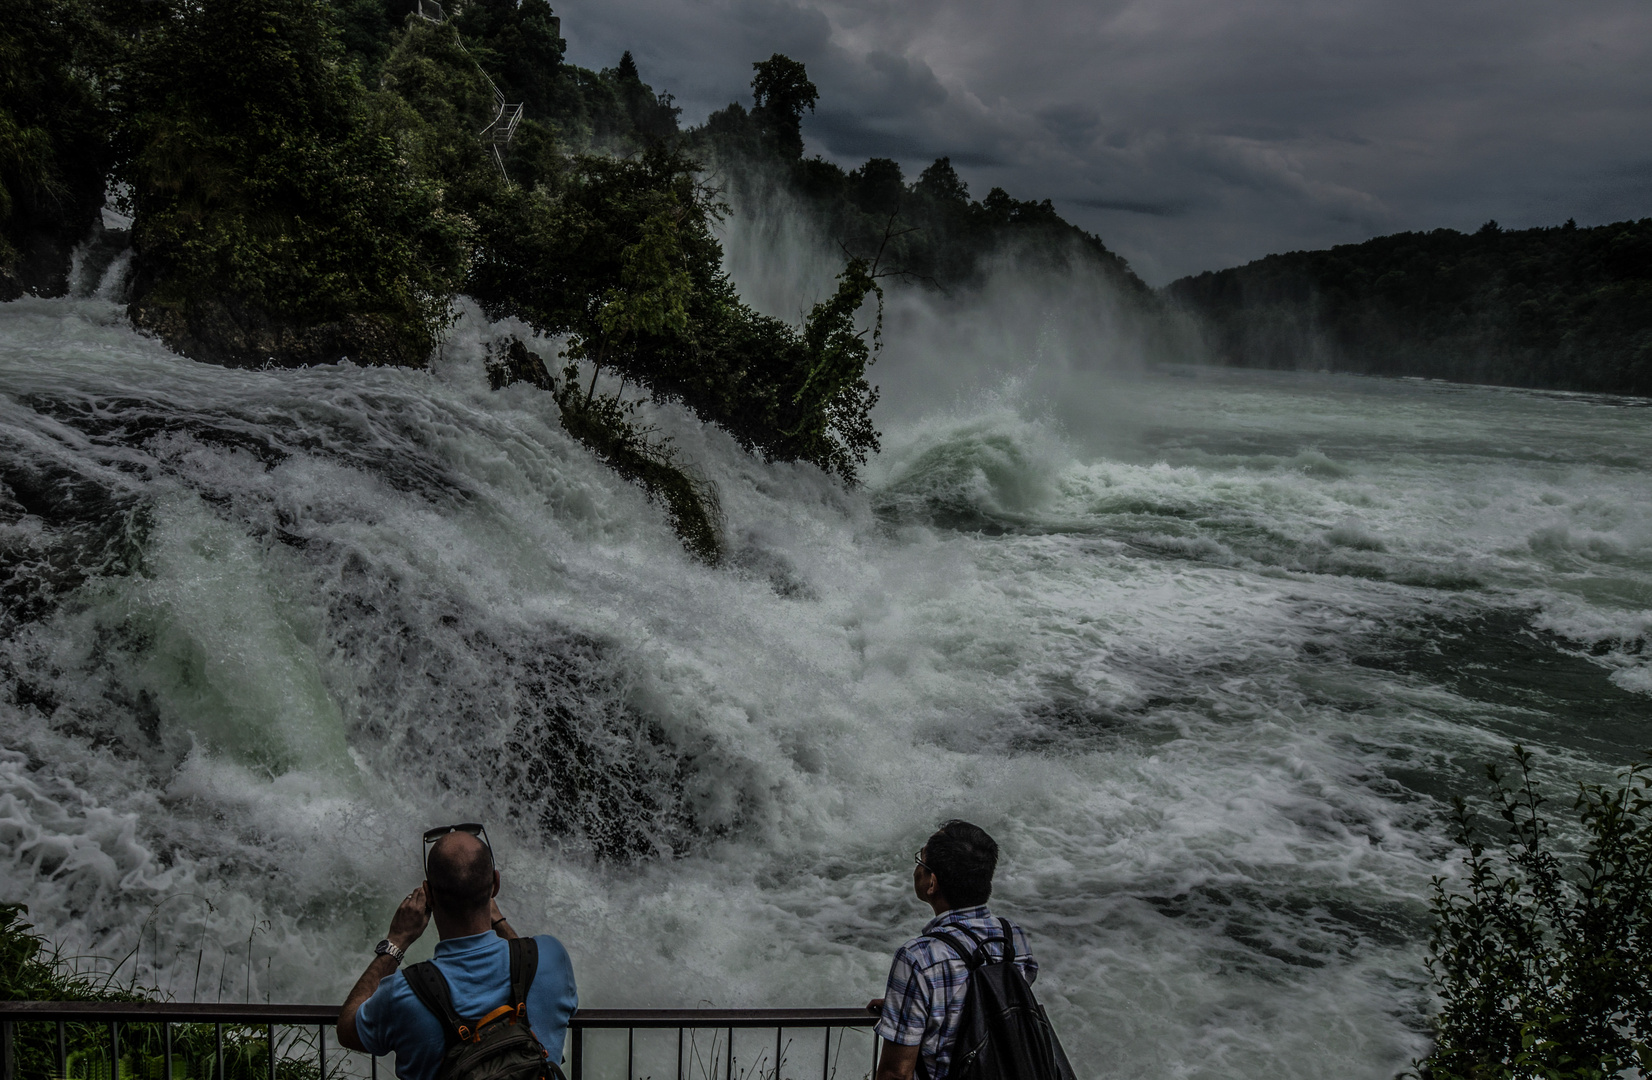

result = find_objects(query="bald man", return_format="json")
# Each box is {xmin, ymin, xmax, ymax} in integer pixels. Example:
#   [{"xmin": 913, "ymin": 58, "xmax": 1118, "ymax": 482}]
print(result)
[{"xmin": 337, "ymin": 829, "xmax": 578, "ymax": 1080}]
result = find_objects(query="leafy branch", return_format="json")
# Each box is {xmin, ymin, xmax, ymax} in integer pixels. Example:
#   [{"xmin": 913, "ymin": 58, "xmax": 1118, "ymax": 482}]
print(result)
[{"xmin": 1419, "ymin": 747, "xmax": 1652, "ymax": 1080}]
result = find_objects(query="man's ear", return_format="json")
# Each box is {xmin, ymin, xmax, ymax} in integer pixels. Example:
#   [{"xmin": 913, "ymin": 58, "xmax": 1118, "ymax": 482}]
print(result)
[
  {"xmin": 424, "ymin": 880, "xmax": 438, "ymax": 914},
  {"xmin": 491, "ymin": 869, "xmax": 501, "ymax": 898}
]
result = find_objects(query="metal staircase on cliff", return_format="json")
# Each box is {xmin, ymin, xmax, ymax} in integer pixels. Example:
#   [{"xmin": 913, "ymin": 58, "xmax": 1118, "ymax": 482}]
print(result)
[{"xmin": 415, "ymin": 0, "xmax": 523, "ymax": 179}]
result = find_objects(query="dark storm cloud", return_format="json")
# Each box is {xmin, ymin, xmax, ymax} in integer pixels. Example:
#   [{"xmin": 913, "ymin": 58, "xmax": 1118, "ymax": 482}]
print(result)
[
  {"xmin": 1073, "ymin": 198, "xmax": 1192, "ymax": 219},
  {"xmin": 550, "ymin": 0, "xmax": 1652, "ymax": 283}
]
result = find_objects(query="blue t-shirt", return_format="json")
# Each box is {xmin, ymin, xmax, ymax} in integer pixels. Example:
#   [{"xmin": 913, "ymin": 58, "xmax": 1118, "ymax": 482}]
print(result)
[{"xmin": 357, "ymin": 933, "xmax": 578, "ymax": 1080}]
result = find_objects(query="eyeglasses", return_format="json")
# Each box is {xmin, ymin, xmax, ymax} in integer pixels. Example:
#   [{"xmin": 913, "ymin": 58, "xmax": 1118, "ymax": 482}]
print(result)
[
  {"xmin": 423, "ymin": 822, "xmax": 494, "ymax": 878},
  {"xmin": 914, "ymin": 848, "xmax": 933, "ymax": 874}
]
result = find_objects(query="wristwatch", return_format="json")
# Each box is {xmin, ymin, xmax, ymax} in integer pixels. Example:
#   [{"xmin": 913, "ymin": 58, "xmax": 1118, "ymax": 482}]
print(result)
[{"xmin": 374, "ymin": 939, "xmax": 406, "ymax": 965}]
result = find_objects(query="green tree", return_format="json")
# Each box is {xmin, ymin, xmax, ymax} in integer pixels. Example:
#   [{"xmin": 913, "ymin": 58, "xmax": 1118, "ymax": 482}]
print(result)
[
  {"xmin": 120, "ymin": 0, "xmax": 472, "ymax": 366},
  {"xmin": 915, "ymin": 156, "xmax": 969, "ymax": 204},
  {"xmin": 470, "ymin": 142, "xmax": 882, "ymax": 481},
  {"xmin": 849, "ymin": 157, "xmax": 904, "ymax": 217},
  {"xmin": 606, "ymin": 51, "xmax": 681, "ymax": 143},
  {"xmin": 1421, "ymin": 748, "xmax": 1652, "ymax": 1079},
  {"xmin": 450, "ymin": 0, "xmax": 566, "ymax": 119},
  {"xmin": 376, "ymin": 16, "xmax": 502, "ymax": 189},
  {"xmin": 0, "ymin": 0, "xmax": 120, "ymax": 298},
  {"xmin": 750, "ymin": 53, "xmax": 817, "ymax": 160},
  {"xmin": 328, "ymin": 0, "xmax": 407, "ymax": 79}
]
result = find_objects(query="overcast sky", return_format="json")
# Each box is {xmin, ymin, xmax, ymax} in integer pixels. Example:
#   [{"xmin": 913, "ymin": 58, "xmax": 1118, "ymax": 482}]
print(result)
[{"xmin": 551, "ymin": 0, "xmax": 1652, "ymax": 284}]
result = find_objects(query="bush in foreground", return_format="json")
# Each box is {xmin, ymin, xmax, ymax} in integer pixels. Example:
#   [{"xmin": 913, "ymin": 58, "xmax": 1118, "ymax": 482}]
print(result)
[{"xmin": 1422, "ymin": 748, "xmax": 1652, "ymax": 1079}]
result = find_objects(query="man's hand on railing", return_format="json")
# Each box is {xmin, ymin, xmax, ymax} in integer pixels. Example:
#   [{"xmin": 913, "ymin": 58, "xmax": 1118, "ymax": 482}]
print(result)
[{"xmin": 866, "ymin": 998, "xmax": 884, "ymax": 1015}]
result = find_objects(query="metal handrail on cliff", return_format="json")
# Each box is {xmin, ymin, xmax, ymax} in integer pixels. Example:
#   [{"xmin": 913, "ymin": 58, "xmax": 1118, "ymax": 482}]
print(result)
[
  {"xmin": 413, "ymin": 0, "xmax": 524, "ymax": 179},
  {"xmin": 0, "ymin": 1003, "xmax": 881, "ymax": 1080}
]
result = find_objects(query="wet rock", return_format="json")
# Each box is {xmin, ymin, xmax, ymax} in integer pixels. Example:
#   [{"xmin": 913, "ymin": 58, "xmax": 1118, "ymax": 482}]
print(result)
[{"xmin": 129, "ymin": 292, "xmax": 429, "ymax": 368}]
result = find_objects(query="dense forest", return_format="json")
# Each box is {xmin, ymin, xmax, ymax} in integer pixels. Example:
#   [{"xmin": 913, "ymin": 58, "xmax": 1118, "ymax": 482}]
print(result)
[
  {"xmin": 0, "ymin": 0, "xmax": 1153, "ymax": 558},
  {"xmin": 1166, "ymin": 219, "xmax": 1652, "ymax": 397}
]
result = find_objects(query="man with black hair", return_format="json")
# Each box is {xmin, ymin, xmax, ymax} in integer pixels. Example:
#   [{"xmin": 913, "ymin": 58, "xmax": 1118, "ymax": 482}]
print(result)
[
  {"xmin": 337, "ymin": 827, "xmax": 578, "ymax": 1080},
  {"xmin": 869, "ymin": 820, "xmax": 1039, "ymax": 1080}
]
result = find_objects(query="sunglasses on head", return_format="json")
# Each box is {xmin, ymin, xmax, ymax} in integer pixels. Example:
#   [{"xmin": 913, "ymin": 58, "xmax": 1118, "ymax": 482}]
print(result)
[{"xmin": 422, "ymin": 822, "xmax": 494, "ymax": 877}]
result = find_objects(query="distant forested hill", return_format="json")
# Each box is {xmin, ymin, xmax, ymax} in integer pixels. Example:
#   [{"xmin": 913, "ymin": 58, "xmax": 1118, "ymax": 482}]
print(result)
[{"xmin": 1165, "ymin": 220, "xmax": 1652, "ymax": 396}]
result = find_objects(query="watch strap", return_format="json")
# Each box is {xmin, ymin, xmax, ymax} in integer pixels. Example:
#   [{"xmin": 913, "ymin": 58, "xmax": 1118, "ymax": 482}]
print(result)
[{"xmin": 375, "ymin": 939, "xmax": 405, "ymax": 964}]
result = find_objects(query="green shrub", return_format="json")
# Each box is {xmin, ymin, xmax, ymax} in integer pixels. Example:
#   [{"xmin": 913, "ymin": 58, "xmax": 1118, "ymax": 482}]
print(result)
[{"xmin": 1421, "ymin": 748, "xmax": 1652, "ymax": 1079}]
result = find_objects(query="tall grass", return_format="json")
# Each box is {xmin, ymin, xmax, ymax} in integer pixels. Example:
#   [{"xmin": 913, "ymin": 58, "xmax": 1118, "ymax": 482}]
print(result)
[{"xmin": 1, "ymin": 903, "xmax": 326, "ymax": 1080}]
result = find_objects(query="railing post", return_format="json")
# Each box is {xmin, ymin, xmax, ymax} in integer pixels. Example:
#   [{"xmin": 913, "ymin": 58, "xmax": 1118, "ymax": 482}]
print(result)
[
  {"xmin": 626, "ymin": 1027, "xmax": 633, "ymax": 1080},
  {"xmin": 317, "ymin": 1025, "xmax": 326, "ymax": 1080},
  {"xmin": 677, "ymin": 1028, "xmax": 684, "ymax": 1080},
  {"xmin": 821, "ymin": 1029, "xmax": 830, "ymax": 1080},
  {"xmin": 268, "ymin": 1024, "xmax": 276, "ymax": 1080},
  {"xmin": 57, "ymin": 1020, "xmax": 67, "ymax": 1079},
  {"xmin": 111, "ymin": 1021, "xmax": 120, "ymax": 1080},
  {"xmin": 775, "ymin": 1028, "xmax": 782, "ymax": 1080},
  {"xmin": 726, "ymin": 1028, "xmax": 733, "ymax": 1080},
  {"xmin": 215, "ymin": 1023, "xmax": 224, "ymax": 1080},
  {"xmin": 2, "ymin": 1020, "xmax": 14, "ymax": 1080},
  {"xmin": 570, "ymin": 1026, "xmax": 582, "ymax": 1080},
  {"xmin": 164, "ymin": 1022, "xmax": 172, "ymax": 1080}
]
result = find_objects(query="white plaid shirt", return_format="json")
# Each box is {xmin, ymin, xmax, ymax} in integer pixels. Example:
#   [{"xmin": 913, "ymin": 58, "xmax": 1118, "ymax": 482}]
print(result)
[{"xmin": 874, "ymin": 906, "xmax": 1038, "ymax": 1080}]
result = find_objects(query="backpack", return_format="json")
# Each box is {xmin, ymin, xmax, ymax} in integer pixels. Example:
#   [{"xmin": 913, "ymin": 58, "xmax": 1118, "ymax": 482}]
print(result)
[
  {"xmin": 402, "ymin": 937, "xmax": 568, "ymax": 1080},
  {"xmin": 923, "ymin": 919, "xmax": 1077, "ymax": 1080}
]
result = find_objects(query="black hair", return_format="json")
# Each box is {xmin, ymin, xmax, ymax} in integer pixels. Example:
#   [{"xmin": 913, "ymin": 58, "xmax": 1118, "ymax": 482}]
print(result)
[
  {"xmin": 924, "ymin": 820, "xmax": 998, "ymax": 907},
  {"xmin": 426, "ymin": 833, "xmax": 494, "ymax": 915}
]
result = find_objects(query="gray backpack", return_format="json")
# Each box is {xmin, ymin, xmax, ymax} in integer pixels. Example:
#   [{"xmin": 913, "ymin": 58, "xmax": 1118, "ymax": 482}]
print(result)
[{"xmin": 403, "ymin": 938, "xmax": 568, "ymax": 1080}]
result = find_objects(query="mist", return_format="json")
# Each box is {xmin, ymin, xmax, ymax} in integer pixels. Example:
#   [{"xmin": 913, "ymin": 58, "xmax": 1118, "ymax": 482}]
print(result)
[{"xmin": 713, "ymin": 177, "xmax": 1206, "ymax": 463}]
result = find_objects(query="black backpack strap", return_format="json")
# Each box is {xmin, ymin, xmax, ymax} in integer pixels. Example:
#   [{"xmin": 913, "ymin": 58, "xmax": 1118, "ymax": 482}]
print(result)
[
  {"xmin": 403, "ymin": 960, "xmax": 468, "ymax": 1046},
  {"xmin": 925, "ymin": 923, "xmax": 991, "ymax": 970},
  {"xmin": 925, "ymin": 929, "xmax": 978, "ymax": 969},
  {"xmin": 927, "ymin": 919, "xmax": 1021, "ymax": 970},
  {"xmin": 507, "ymin": 937, "xmax": 539, "ymax": 1014}
]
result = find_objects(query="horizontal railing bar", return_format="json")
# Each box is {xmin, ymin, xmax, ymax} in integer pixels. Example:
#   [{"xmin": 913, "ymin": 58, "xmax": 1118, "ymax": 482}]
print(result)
[
  {"xmin": 573, "ymin": 1008, "xmax": 874, "ymax": 1028},
  {"xmin": 0, "ymin": 1003, "xmax": 876, "ymax": 1028},
  {"xmin": 0, "ymin": 1003, "xmax": 338, "ymax": 1024}
]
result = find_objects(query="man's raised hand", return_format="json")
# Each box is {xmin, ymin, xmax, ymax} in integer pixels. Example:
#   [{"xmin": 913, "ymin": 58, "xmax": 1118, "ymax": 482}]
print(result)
[{"xmin": 389, "ymin": 884, "xmax": 431, "ymax": 949}]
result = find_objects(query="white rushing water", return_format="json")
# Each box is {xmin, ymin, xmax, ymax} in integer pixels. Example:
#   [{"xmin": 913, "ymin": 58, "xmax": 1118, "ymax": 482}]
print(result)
[{"xmin": 2, "ymin": 248, "xmax": 1650, "ymax": 1080}]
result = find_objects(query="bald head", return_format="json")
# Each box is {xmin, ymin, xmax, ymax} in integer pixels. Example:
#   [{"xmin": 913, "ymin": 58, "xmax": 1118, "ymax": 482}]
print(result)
[{"xmin": 426, "ymin": 831, "xmax": 495, "ymax": 916}]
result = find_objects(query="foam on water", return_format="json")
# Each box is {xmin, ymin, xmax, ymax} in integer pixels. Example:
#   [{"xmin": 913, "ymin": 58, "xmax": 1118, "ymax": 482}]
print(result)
[{"xmin": 2, "ymin": 281, "xmax": 1650, "ymax": 1080}]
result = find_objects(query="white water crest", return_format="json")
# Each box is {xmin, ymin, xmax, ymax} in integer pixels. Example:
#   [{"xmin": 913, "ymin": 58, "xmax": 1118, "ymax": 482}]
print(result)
[{"xmin": 2, "ymin": 251, "xmax": 1651, "ymax": 1078}]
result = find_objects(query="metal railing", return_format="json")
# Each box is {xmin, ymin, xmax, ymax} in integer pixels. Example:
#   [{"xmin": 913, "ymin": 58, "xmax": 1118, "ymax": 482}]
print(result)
[
  {"xmin": 0, "ymin": 1004, "xmax": 879, "ymax": 1080},
  {"xmin": 411, "ymin": 0, "xmax": 525, "ymax": 180}
]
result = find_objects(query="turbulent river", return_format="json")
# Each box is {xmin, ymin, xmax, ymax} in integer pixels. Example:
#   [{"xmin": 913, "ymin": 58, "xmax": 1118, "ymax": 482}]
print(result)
[{"xmin": 2, "ymin": 244, "xmax": 1650, "ymax": 1080}]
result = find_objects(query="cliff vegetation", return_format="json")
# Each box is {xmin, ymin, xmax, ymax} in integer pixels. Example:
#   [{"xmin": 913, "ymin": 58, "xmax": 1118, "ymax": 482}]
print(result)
[{"xmin": 1, "ymin": 0, "xmax": 918, "ymax": 558}]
